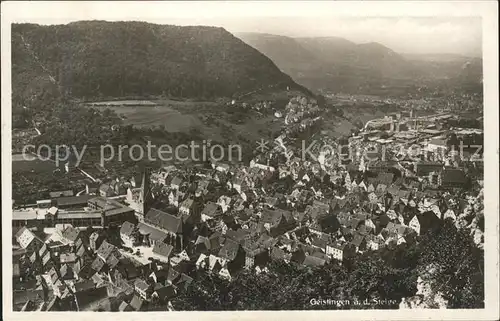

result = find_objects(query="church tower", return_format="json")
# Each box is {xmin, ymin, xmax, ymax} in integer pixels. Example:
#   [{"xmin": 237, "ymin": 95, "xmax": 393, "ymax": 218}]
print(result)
[{"xmin": 138, "ymin": 167, "xmax": 153, "ymax": 219}]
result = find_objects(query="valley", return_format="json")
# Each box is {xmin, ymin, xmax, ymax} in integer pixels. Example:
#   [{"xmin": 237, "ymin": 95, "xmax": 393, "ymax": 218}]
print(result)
[{"xmin": 9, "ymin": 17, "xmax": 486, "ymax": 313}]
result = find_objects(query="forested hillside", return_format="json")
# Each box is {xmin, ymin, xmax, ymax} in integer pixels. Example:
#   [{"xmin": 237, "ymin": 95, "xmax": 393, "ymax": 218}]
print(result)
[{"xmin": 12, "ymin": 21, "xmax": 307, "ymax": 108}]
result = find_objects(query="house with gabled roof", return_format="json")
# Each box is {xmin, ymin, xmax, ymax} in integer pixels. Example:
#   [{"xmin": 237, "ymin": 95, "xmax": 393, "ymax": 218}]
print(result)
[
  {"xmin": 365, "ymin": 234, "xmax": 385, "ymax": 251},
  {"xmin": 179, "ymin": 198, "xmax": 194, "ymax": 217},
  {"xmin": 358, "ymin": 180, "xmax": 368, "ymax": 191},
  {"xmin": 134, "ymin": 278, "xmax": 153, "ymax": 300},
  {"xmin": 120, "ymin": 221, "xmax": 139, "ymax": 248},
  {"xmin": 351, "ymin": 233, "xmax": 367, "ymax": 252},
  {"xmin": 218, "ymin": 238, "xmax": 245, "ymax": 271},
  {"xmin": 15, "ymin": 227, "xmax": 43, "ymax": 253},
  {"xmin": 129, "ymin": 294, "xmax": 146, "ymax": 311},
  {"xmin": 59, "ymin": 264, "xmax": 75, "ymax": 280},
  {"xmin": 201, "ymin": 202, "xmax": 220, "ymax": 222},
  {"xmin": 260, "ymin": 208, "xmax": 297, "ymax": 237},
  {"xmin": 327, "ymin": 242, "xmax": 355, "ymax": 263},
  {"xmin": 118, "ymin": 301, "xmax": 134, "ymax": 312},
  {"xmin": 89, "ymin": 231, "xmax": 105, "ymax": 252},
  {"xmin": 270, "ymin": 246, "xmax": 289, "ymax": 262},
  {"xmin": 144, "ymin": 208, "xmax": 183, "ymax": 247},
  {"xmin": 357, "ymin": 224, "xmax": 373, "ymax": 236},
  {"xmin": 172, "ymin": 273, "xmax": 193, "ymax": 292},
  {"xmin": 242, "ymin": 242, "xmax": 269, "ymax": 269},
  {"xmin": 193, "ymin": 235, "xmax": 211, "ymax": 255},
  {"xmin": 96, "ymin": 240, "xmax": 116, "ymax": 261},
  {"xmin": 91, "ymin": 256, "xmax": 106, "ymax": 274},
  {"xmin": 152, "ymin": 283, "xmax": 177, "ymax": 303},
  {"xmin": 152, "ymin": 242, "xmax": 174, "ymax": 263},
  {"xmin": 303, "ymin": 254, "xmax": 326, "ymax": 267}
]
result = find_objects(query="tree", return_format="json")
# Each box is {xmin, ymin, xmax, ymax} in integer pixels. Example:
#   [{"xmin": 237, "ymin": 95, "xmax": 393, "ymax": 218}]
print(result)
[{"xmin": 417, "ymin": 220, "xmax": 484, "ymax": 308}]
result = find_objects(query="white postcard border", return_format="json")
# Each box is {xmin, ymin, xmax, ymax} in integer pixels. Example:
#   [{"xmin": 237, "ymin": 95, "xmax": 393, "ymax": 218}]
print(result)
[{"xmin": 2, "ymin": 1, "xmax": 498, "ymax": 320}]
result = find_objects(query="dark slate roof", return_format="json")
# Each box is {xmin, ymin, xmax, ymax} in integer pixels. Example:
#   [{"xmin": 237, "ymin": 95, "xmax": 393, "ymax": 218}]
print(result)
[
  {"xmin": 96, "ymin": 240, "xmax": 115, "ymax": 261},
  {"xmin": 225, "ymin": 229, "xmax": 250, "ymax": 243},
  {"xmin": 218, "ymin": 238, "xmax": 240, "ymax": 261},
  {"xmin": 377, "ymin": 172, "xmax": 394, "ymax": 186},
  {"xmin": 60, "ymin": 264, "xmax": 74, "ymax": 279},
  {"xmin": 120, "ymin": 221, "xmax": 136, "ymax": 237},
  {"xmin": 166, "ymin": 266, "xmax": 180, "ymax": 283},
  {"xmin": 351, "ymin": 233, "xmax": 365, "ymax": 247},
  {"xmin": 270, "ymin": 246, "xmax": 286, "ymax": 261},
  {"xmin": 74, "ymin": 279, "xmax": 95, "ymax": 293},
  {"xmin": 394, "ymin": 224, "xmax": 407, "ymax": 235},
  {"xmin": 62, "ymin": 226, "xmax": 80, "ymax": 243},
  {"xmin": 441, "ymin": 169, "xmax": 467, "ymax": 185},
  {"xmin": 74, "ymin": 286, "xmax": 108, "ymax": 310},
  {"xmin": 76, "ymin": 244, "xmax": 87, "ymax": 257},
  {"xmin": 347, "ymin": 218, "xmax": 362, "ymax": 229},
  {"xmin": 60, "ymin": 253, "xmax": 77, "ymax": 264},
  {"xmin": 341, "ymin": 227, "xmax": 354, "ymax": 236},
  {"xmin": 180, "ymin": 198, "xmax": 194, "ymax": 209},
  {"xmin": 46, "ymin": 296, "xmax": 60, "ymax": 311},
  {"xmin": 129, "ymin": 294, "xmax": 144, "ymax": 311},
  {"xmin": 153, "ymin": 242, "xmax": 173, "ymax": 258},
  {"xmin": 53, "ymin": 195, "xmax": 92, "ymax": 207},
  {"xmin": 208, "ymin": 233, "xmax": 224, "ymax": 252},
  {"xmin": 195, "ymin": 235, "xmax": 211, "ymax": 250},
  {"xmin": 78, "ymin": 264, "xmax": 96, "ymax": 280},
  {"xmin": 119, "ymin": 301, "xmax": 133, "ymax": 311},
  {"xmin": 154, "ymin": 284, "xmax": 177, "ymax": 300},
  {"xmin": 201, "ymin": 202, "xmax": 219, "ymax": 217},
  {"xmin": 415, "ymin": 162, "xmax": 444, "ymax": 176},
  {"xmin": 375, "ymin": 214, "xmax": 391, "ymax": 227},
  {"xmin": 106, "ymin": 253, "xmax": 120, "ymax": 269},
  {"xmin": 116, "ymin": 258, "xmax": 141, "ymax": 280},
  {"xmin": 91, "ymin": 257, "xmax": 106, "ymax": 272},
  {"xmin": 173, "ymin": 273, "xmax": 193, "ymax": 290},
  {"xmin": 137, "ymin": 222, "xmax": 168, "ymax": 242},
  {"xmin": 416, "ymin": 211, "xmax": 441, "ymax": 232},
  {"xmin": 49, "ymin": 190, "xmax": 74, "ymax": 198},
  {"xmin": 134, "ymin": 278, "xmax": 151, "ymax": 292},
  {"xmin": 303, "ymin": 255, "xmax": 326, "ymax": 267},
  {"xmin": 145, "ymin": 208, "xmax": 182, "ymax": 234},
  {"xmin": 357, "ymin": 225, "xmax": 372, "ymax": 236},
  {"xmin": 261, "ymin": 208, "xmax": 293, "ymax": 226},
  {"xmin": 171, "ymin": 176, "xmax": 183, "ymax": 186}
]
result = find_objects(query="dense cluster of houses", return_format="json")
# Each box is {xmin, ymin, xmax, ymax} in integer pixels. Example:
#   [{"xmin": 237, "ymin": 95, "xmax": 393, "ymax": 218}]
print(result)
[
  {"xmin": 13, "ymin": 219, "xmax": 195, "ymax": 311},
  {"xmin": 12, "ymin": 95, "xmax": 483, "ymax": 311}
]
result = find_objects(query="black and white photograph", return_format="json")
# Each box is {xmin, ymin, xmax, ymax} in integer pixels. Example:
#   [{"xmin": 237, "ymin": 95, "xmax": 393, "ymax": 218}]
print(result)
[{"xmin": 2, "ymin": 1, "xmax": 498, "ymax": 320}]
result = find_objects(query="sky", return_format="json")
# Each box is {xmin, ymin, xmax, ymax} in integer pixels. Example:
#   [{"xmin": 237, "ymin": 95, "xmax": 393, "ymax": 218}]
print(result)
[
  {"xmin": 162, "ymin": 17, "xmax": 483, "ymax": 57},
  {"xmin": 4, "ymin": 2, "xmax": 483, "ymax": 57}
]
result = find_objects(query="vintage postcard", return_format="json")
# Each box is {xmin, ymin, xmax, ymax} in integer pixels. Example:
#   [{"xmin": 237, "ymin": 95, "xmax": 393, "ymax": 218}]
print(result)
[{"xmin": 2, "ymin": 1, "xmax": 498, "ymax": 320}]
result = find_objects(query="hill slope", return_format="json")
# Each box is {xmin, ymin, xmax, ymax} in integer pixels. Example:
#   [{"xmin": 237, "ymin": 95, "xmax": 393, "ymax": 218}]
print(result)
[
  {"xmin": 234, "ymin": 33, "xmax": 318, "ymax": 73},
  {"xmin": 237, "ymin": 32, "xmax": 482, "ymax": 94},
  {"xmin": 12, "ymin": 21, "xmax": 309, "ymax": 107}
]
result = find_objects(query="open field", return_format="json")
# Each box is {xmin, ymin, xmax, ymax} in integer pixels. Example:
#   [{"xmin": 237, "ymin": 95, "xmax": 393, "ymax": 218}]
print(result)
[
  {"xmin": 90, "ymin": 105, "xmax": 202, "ymax": 131},
  {"xmin": 83, "ymin": 98, "xmax": 284, "ymax": 144},
  {"xmin": 84, "ymin": 99, "xmax": 216, "ymax": 131},
  {"xmin": 12, "ymin": 153, "xmax": 62, "ymax": 173}
]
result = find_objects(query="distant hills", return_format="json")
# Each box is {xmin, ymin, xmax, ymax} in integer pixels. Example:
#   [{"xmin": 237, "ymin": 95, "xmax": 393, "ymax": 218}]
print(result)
[
  {"xmin": 236, "ymin": 32, "xmax": 482, "ymax": 94},
  {"xmin": 12, "ymin": 21, "xmax": 310, "ymax": 108}
]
